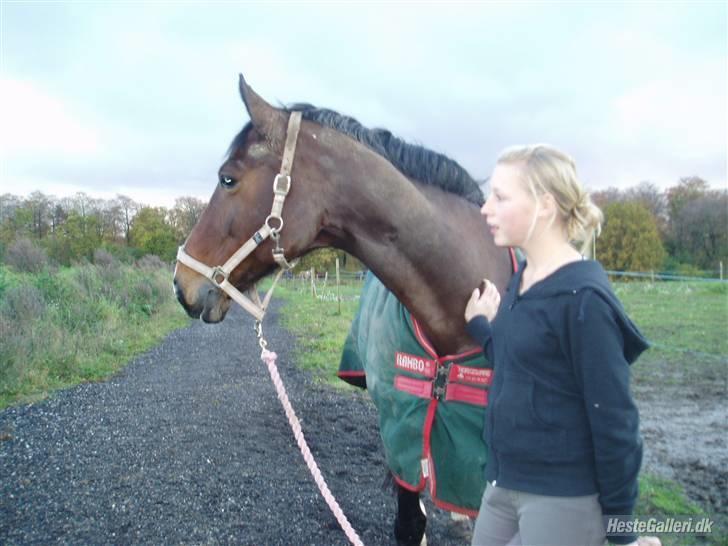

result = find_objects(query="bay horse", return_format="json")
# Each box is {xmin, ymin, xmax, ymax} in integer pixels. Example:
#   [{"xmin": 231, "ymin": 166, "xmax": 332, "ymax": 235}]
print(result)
[{"xmin": 173, "ymin": 74, "xmax": 513, "ymax": 545}]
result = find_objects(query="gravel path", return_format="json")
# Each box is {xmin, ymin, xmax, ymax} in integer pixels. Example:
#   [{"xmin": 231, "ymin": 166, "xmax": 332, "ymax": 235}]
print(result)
[{"xmin": 0, "ymin": 303, "xmax": 468, "ymax": 546}]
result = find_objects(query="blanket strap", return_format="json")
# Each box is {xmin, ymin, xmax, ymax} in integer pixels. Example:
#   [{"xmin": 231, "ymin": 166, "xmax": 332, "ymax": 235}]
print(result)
[{"xmin": 394, "ymin": 361, "xmax": 491, "ymax": 407}]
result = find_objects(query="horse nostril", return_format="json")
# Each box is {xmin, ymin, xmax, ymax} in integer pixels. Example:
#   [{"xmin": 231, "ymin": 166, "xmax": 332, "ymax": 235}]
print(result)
[{"xmin": 173, "ymin": 278, "xmax": 185, "ymax": 303}]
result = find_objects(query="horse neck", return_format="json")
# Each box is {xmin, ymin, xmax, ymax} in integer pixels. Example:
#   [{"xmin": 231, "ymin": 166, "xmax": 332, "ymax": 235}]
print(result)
[{"xmin": 322, "ymin": 160, "xmax": 511, "ymax": 355}]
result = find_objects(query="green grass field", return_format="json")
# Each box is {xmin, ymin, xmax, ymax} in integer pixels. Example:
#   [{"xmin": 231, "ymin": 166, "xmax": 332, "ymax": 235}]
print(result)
[{"xmin": 273, "ymin": 277, "xmax": 727, "ymax": 545}]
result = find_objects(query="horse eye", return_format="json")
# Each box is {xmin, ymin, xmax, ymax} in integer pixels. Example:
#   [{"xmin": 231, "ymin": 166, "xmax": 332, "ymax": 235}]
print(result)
[{"xmin": 219, "ymin": 175, "xmax": 236, "ymax": 189}]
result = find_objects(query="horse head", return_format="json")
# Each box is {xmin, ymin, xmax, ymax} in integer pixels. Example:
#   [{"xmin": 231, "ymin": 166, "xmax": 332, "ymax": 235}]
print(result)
[{"xmin": 173, "ymin": 75, "xmax": 334, "ymax": 323}]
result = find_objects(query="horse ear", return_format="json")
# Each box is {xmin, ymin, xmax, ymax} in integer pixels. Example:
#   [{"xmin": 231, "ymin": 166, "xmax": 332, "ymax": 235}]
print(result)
[{"xmin": 238, "ymin": 74, "xmax": 286, "ymax": 147}]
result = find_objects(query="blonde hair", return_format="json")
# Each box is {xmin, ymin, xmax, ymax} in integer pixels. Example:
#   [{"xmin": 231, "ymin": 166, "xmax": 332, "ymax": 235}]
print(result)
[{"xmin": 496, "ymin": 144, "xmax": 603, "ymax": 257}]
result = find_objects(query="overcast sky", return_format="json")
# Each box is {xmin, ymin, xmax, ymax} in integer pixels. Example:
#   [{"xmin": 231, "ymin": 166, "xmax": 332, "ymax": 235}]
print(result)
[{"xmin": 1, "ymin": 1, "xmax": 726, "ymax": 208}]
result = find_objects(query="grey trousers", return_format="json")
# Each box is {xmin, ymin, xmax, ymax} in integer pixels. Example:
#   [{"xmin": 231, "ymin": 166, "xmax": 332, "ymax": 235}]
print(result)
[{"xmin": 471, "ymin": 482, "xmax": 607, "ymax": 546}]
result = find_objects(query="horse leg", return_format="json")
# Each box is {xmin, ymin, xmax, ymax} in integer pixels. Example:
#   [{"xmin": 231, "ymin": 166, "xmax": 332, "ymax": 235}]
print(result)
[{"xmin": 394, "ymin": 484, "xmax": 427, "ymax": 546}]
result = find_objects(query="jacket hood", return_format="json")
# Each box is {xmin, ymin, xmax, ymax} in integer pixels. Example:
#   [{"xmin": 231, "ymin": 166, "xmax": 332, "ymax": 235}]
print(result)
[
  {"xmin": 514, "ymin": 259, "xmax": 611, "ymax": 297},
  {"xmin": 513, "ymin": 259, "xmax": 650, "ymax": 364}
]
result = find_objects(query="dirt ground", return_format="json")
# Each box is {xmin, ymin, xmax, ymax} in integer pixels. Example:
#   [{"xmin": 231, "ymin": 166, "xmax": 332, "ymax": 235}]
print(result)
[{"xmin": 635, "ymin": 368, "xmax": 727, "ymax": 517}]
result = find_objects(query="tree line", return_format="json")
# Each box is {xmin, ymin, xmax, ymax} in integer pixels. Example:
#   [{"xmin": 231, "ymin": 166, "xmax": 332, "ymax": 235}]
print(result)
[
  {"xmin": 592, "ymin": 177, "xmax": 726, "ymax": 275},
  {"xmin": 0, "ymin": 192, "xmax": 205, "ymax": 266},
  {"xmin": 0, "ymin": 191, "xmax": 360, "ymax": 272},
  {"xmin": 0, "ymin": 175, "xmax": 725, "ymax": 275}
]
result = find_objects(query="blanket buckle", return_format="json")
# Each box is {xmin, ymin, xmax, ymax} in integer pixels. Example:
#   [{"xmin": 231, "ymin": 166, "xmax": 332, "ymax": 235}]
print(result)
[{"xmin": 432, "ymin": 363, "xmax": 450, "ymax": 400}]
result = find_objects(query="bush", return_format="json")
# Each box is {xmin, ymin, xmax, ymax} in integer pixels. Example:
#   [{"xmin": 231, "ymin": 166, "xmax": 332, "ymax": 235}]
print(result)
[
  {"xmin": 674, "ymin": 263, "xmax": 708, "ymax": 278},
  {"xmin": 93, "ymin": 249, "xmax": 117, "ymax": 268},
  {"xmin": 0, "ymin": 284, "xmax": 46, "ymax": 323},
  {"xmin": 599, "ymin": 202, "xmax": 667, "ymax": 273},
  {"xmin": 71, "ymin": 265, "xmax": 102, "ymax": 297},
  {"xmin": 100, "ymin": 243, "xmax": 137, "ymax": 265},
  {"xmin": 137, "ymin": 254, "xmax": 167, "ymax": 271},
  {"xmin": 4, "ymin": 238, "xmax": 49, "ymax": 273}
]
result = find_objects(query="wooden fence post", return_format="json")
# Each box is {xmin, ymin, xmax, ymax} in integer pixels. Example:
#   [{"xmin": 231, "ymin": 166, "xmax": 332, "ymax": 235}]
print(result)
[
  {"xmin": 336, "ymin": 258, "xmax": 341, "ymax": 314},
  {"xmin": 311, "ymin": 268, "xmax": 316, "ymax": 298}
]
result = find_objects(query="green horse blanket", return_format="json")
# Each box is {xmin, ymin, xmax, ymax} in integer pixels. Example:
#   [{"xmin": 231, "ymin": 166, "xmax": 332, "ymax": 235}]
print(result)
[{"xmin": 339, "ymin": 273, "xmax": 493, "ymax": 516}]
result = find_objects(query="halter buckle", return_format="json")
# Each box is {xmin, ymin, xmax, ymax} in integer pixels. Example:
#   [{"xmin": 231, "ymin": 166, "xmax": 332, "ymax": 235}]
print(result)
[{"xmin": 273, "ymin": 174, "xmax": 291, "ymax": 196}]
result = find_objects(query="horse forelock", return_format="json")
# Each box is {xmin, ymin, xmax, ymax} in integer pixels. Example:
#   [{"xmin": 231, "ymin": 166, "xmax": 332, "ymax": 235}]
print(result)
[
  {"xmin": 226, "ymin": 123, "xmax": 255, "ymax": 160},
  {"xmin": 226, "ymin": 103, "xmax": 484, "ymax": 206}
]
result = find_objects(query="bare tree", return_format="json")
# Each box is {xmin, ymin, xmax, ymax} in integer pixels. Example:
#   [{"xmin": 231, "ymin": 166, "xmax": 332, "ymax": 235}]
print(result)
[
  {"xmin": 675, "ymin": 191, "xmax": 728, "ymax": 270},
  {"xmin": 114, "ymin": 194, "xmax": 140, "ymax": 245},
  {"xmin": 0, "ymin": 194, "xmax": 22, "ymax": 224},
  {"xmin": 590, "ymin": 187, "xmax": 623, "ymax": 211},
  {"xmin": 170, "ymin": 196, "xmax": 207, "ymax": 241},
  {"xmin": 26, "ymin": 191, "xmax": 53, "ymax": 239},
  {"xmin": 50, "ymin": 201, "xmax": 68, "ymax": 234},
  {"xmin": 624, "ymin": 181, "xmax": 668, "ymax": 234},
  {"xmin": 666, "ymin": 176, "xmax": 710, "ymax": 259}
]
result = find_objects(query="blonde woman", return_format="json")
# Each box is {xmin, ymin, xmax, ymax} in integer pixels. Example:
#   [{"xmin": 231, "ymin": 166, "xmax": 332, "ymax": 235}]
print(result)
[{"xmin": 465, "ymin": 145, "xmax": 660, "ymax": 546}]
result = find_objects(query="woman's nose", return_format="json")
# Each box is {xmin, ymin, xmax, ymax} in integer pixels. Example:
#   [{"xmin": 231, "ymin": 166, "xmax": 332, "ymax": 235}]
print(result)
[{"xmin": 480, "ymin": 200, "xmax": 490, "ymax": 216}]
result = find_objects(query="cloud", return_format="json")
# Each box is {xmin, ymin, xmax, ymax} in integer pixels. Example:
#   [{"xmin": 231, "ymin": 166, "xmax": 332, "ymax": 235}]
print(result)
[
  {"xmin": 611, "ymin": 60, "xmax": 726, "ymax": 158},
  {"xmin": 0, "ymin": 78, "xmax": 101, "ymax": 159}
]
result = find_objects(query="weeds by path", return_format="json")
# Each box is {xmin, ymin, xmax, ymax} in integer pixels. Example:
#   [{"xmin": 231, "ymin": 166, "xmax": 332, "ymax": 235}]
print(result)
[{"xmin": 0, "ymin": 264, "xmax": 190, "ymax": 409}]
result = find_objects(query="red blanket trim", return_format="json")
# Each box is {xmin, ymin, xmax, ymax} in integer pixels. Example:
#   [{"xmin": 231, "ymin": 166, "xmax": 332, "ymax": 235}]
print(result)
[
  {"xmin": 411, "ymin": 316, "xmax": 438, "ymax": 359},
  {"xmin": 392, "ymin": 473, "xmax": 425, "ymax": 493},
  {"xmin": 411, "ymin": 315, "xmax": 484, "ymax": 363}
]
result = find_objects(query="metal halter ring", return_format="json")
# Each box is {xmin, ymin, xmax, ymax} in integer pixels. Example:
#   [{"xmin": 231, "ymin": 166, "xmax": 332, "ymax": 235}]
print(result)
[
  {"xmin": 211, "ymin": 266, "xmax": 228, "ymax": 286},
  {"xmin": 265, "ymin": 214, "xmax": 284, "ymax": 233}
]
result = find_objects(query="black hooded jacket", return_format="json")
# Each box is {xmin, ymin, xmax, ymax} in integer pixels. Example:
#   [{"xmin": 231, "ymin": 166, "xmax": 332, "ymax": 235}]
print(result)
[{"xmin": 466, "ymin": 259, "xmax": 649, "ymax": 545}]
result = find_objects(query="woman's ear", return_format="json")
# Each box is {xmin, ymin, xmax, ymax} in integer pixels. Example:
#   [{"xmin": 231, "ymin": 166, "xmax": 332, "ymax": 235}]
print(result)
[{"xmin": 538, "ymin": 192, "xmax": 558, "ymax": 219}]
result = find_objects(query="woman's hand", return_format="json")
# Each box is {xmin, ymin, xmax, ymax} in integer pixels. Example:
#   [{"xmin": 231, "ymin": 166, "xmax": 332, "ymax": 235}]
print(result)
[{"xmin": 464, "ymin": 279, "xmax": 501, "ymax": 322}]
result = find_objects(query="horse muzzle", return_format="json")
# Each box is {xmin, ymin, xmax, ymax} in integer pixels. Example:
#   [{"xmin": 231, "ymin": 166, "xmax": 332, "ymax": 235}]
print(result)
[{"xmin": 173, "ymin": 274, "xmax": 232, "ymax": 323}]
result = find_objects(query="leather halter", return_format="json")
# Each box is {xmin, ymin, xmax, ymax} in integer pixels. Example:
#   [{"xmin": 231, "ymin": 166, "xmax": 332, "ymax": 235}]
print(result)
[{"xmin": 176, "ymin": 111, "xmax": 303, "ymax": 322}]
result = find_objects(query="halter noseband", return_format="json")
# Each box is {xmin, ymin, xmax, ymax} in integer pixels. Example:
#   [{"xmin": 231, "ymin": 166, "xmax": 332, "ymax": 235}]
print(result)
[{"xmin": 176, "ymin": 111, "xmax": 303, "ymax": 322}]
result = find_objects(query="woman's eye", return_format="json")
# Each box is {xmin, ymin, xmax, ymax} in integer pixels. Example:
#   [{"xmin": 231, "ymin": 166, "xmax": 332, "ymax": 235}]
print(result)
[{"xmin": 219, "ymin": 175, "xmax": 236, "ymax": 188}]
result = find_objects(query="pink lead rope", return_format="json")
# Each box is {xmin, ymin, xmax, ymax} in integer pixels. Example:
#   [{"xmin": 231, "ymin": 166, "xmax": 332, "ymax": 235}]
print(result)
[{"xmin": 259, "ymin": 344, "xmax": 364, "ymax": 546}]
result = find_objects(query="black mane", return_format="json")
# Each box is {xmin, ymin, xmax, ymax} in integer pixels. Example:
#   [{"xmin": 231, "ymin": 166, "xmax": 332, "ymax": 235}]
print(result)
[{"xmin": 229, "ymin": 104, "xmax": 484, "ymax": 206}]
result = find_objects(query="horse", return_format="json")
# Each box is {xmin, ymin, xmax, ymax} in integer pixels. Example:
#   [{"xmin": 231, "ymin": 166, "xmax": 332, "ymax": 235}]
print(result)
[{"xmin": 173, "ymin": 74, "xmax": 513, "ymax": 545}]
